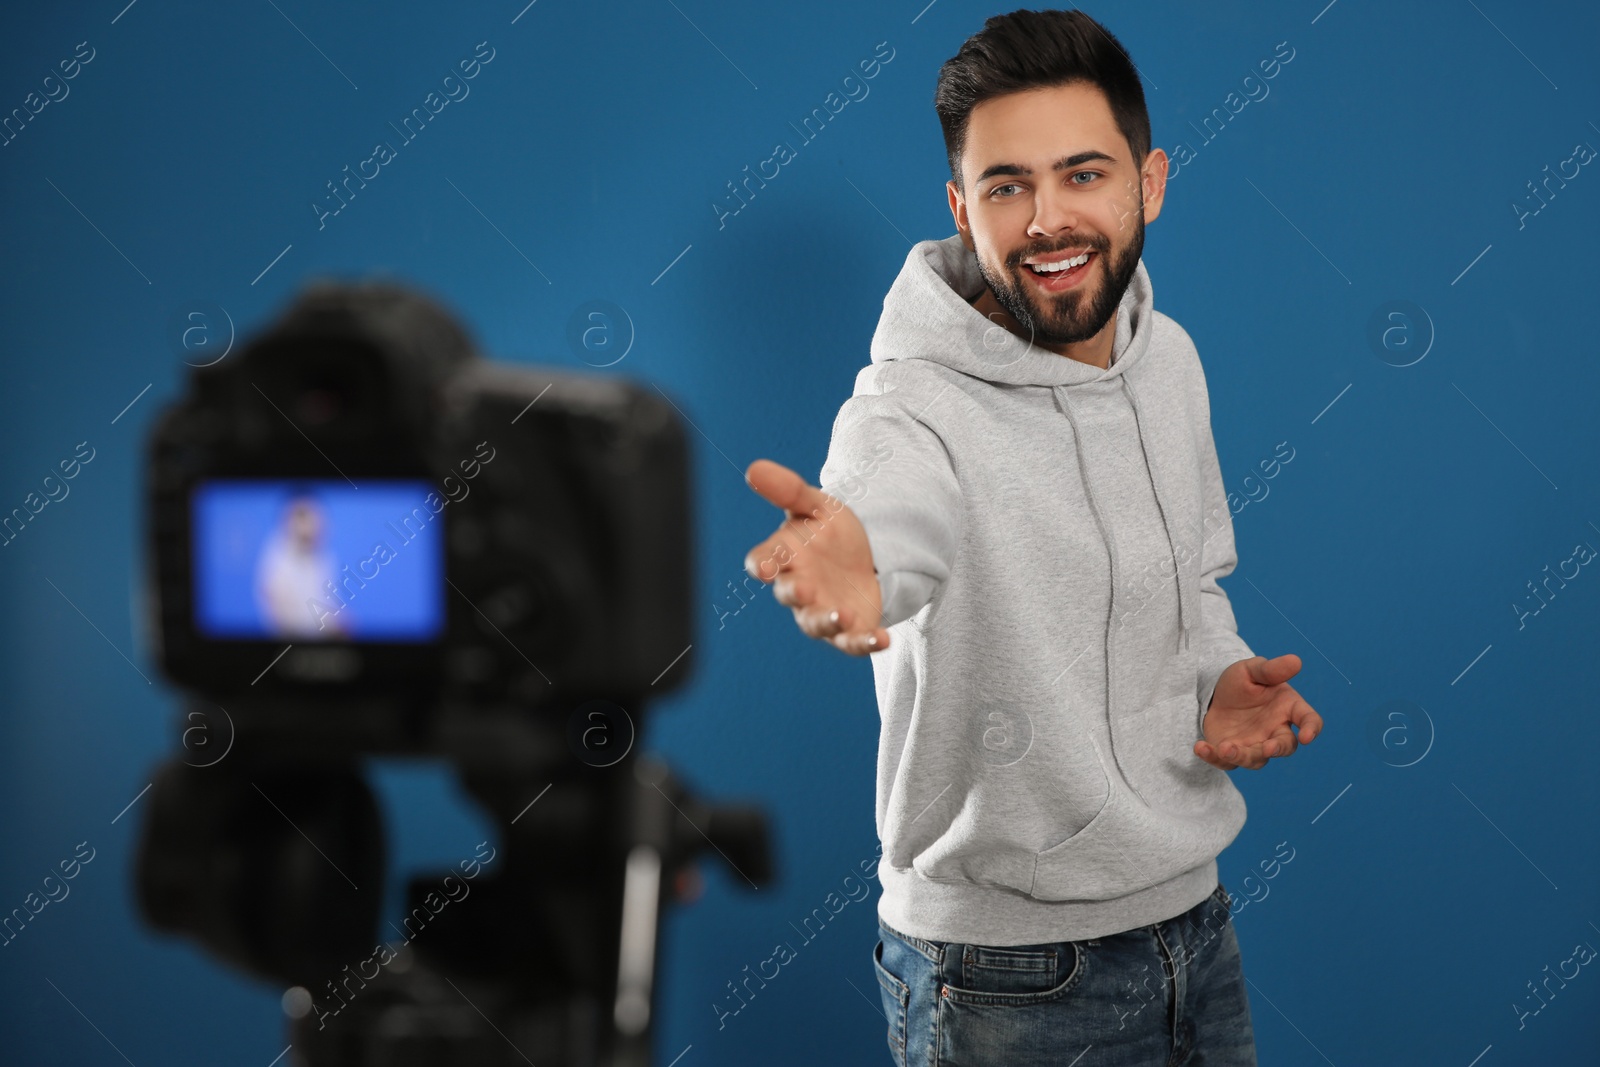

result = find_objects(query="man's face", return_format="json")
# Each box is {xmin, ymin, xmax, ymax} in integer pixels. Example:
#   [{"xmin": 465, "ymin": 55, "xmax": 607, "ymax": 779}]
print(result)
[
  {"xmin": 287, "ymin": 499, "xmax": 324, "ymax": 549},
  {"xmin": 948, "ymin": 81, "xmax": 1166, "ymax": 350}
]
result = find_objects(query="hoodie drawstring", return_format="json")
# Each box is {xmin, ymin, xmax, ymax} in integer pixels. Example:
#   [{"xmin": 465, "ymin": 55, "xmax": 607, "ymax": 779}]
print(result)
[
  {"xmin": 1053, "ymin": 384, "xmax": 1142, "ymax": 798},
  {"xmin": 1121, "ymin": 375, "xmax": 1193, "ymax": 653},
  {"xmin": 1051, "ymin": 380, "xmax": 1193, "ymax": 654},
  {"xmin": 1052, "ymin": 384, "xmax": 1115, "ymax": 631}
]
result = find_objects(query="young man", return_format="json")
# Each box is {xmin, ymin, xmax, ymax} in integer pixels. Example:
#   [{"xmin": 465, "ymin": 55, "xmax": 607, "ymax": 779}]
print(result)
[{"xmin": 742, "ymin": 9, "xmax": 1322, "ymax": 1064}]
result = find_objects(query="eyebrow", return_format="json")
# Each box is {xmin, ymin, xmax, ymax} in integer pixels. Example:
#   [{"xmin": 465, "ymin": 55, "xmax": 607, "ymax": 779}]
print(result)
[{"xmin": 974, "ymin": 151, "xmax": 1117, "ymax": 187}]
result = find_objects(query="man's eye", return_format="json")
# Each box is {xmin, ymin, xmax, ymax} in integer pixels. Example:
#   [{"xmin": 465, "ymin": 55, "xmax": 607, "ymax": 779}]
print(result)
[
  {"xmin": 1071, "ymin": 171, "xmax": 1101, "ymax": 184},
  {"xmin": 991, "ymin": 183, "xmax": 1022, "ymax": 198}
]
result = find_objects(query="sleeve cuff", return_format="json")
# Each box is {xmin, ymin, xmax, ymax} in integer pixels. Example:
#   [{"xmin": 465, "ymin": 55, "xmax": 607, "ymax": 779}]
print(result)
[{"xmin": 1197, "ymin": 664, "xmax": 1223, "ymax": 738}]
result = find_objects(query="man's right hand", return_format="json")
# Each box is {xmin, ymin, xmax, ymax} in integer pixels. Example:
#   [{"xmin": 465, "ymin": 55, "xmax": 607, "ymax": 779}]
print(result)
[{"xmin": 743, "ymin": 458, "xmax": 889, "ymax": 656}]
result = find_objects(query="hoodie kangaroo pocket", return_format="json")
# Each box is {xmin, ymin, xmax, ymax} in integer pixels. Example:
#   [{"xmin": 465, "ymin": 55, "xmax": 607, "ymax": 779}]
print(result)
[
  {"xmin": 894, "ymin": 689, "xmax": 1114, "ymax": 893},
  {"xmin": 896, "ymin": 725, "xmax": 1117, "ymax": 898},
  {"xmin": 1117, "ymin": 644, "xmax": 1207, "ymax": 810},
  {"xmin": 1028, "ymin": 726, "xmax": 1240, "ymax": 901},
  {"xmin": 1029, "ymin": 766, "xmax": 1154, "ymax": 901},
  {"xmin": 1122, "ymin": 690, "xmax": 1214, "ymax": 810}
]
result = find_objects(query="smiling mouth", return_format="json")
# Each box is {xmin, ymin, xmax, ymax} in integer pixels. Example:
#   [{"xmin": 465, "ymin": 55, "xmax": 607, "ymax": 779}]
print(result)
[
  {"xmin": 1030, "ymin": 251, "xmax": 1094, "ymax": 275},
  {"xmin": 1022, "ymin": 250, "xmax": 1097, "ymax": 285}
]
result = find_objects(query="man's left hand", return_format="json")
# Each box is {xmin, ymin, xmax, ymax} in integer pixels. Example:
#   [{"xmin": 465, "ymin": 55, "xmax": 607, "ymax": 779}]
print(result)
[{"xmin": 1195, "ymin": 653, "xmax": 1322, "ymax": 771}]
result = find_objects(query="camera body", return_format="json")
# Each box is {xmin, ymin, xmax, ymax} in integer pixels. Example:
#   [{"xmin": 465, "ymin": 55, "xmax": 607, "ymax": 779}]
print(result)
[{"xmin": 143, "ymin": 281, "xmax": 693, "ymax": 754}]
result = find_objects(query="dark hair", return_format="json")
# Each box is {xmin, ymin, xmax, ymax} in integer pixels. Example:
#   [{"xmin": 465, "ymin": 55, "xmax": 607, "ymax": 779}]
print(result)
[{"xmin": 934, "ymin": 8, "xmax": 1150, "ymax": 193}]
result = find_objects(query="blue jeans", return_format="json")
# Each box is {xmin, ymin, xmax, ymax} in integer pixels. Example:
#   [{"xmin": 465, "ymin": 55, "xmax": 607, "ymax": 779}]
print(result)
[{"xmin": 872, "ymin": 883, "xmax": 1256, "ymax": 1066}]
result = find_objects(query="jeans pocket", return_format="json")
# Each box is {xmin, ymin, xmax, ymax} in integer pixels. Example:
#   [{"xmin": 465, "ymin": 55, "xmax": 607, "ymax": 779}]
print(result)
[
  {"xmin": 873, "ymin": 939, "xmax": 909, "ymax": 1065},
  {"xmin": 942, "ymin": 941, "xmax": 1086, "ymax": 1006}
]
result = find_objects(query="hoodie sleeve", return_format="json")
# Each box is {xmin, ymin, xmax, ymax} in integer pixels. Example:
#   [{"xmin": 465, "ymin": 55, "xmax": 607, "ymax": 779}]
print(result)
[
  {"xmin": 817, "ymin": 368, "xmax": 962, "ymax": 629},
  {"xmin": 1190, "ymin": 361, "xmax": 1257, "ymax": 737}
]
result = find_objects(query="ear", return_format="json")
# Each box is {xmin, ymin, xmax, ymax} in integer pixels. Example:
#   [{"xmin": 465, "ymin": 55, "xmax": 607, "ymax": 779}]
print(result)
[
  {"xmin": 1139, "ymin": 148, "xmax": 1169, "ymax": 226},
  {"xmin": 947, "ymin": 179, "xmax": 974, "ymax": 250}
]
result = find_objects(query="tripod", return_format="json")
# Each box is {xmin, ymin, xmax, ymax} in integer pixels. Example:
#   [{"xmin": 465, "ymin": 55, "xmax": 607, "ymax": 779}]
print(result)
[{"xmin": 137, "ymin": 699, "xmax": 773, "ymax": 1067}]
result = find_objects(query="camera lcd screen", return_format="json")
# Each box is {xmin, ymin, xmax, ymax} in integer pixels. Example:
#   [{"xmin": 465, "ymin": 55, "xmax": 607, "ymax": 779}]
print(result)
[{"xmin": 191, "ymin": 479, "xmax": 446, "ymax": 642}]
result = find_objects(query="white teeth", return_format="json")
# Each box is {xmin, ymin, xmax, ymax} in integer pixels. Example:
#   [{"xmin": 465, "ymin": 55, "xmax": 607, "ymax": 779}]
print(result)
[{"xmin": 1030, "ymin": 252, "xmax": 1091, "ymax": 273}]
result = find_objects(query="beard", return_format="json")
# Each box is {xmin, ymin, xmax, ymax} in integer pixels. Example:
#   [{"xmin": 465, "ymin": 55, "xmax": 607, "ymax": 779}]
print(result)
[{"xmin": 974, "ymin": 208, "xmax": 1144, "ymax": 349}]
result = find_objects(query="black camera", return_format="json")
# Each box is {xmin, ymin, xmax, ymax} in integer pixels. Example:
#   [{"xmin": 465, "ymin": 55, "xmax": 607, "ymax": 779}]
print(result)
[
  {"xmin": 145, "ymin": 279, "xmax": 693, "ymax": 741},
  {"xmin": 133, "ymin": 281, "xmax": 771, "ymax": 1067}
]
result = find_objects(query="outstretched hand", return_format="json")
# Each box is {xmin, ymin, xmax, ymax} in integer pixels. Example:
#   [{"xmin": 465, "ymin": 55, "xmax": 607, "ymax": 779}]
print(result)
[
  {"xmin": 1196, "ymin": 654, "xmax": 1322, "ymax": 771},
  {"xmin": 742, "ymin": 459, "xmax": 889, "ymax": 656}
]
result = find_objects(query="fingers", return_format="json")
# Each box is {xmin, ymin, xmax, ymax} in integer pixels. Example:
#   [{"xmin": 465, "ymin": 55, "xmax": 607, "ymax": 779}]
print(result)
[
  {"xmin": 798, "ymin": 603, "xmax": 888, "ymax": 655},
  {"xmin": 770, "ymin": 581, "xmax": 881, "ymax": 652},
  {"xmin": 792, "ymin": 600, "xmax": 840, "ymax": 641},
  {"xmin": 1263, "ymin": 722, "xmax": 1298, "ymax": 759},
  {"xmin": 774, "ymin": 585, "xmax": 885, "ymax": 653},
  {"xmin": 1221, "ymin": 740, "xmax": 1267, "ymax": 769},
  {"xmin": 1247, "ymin": 653, "xmax": 1303, "ymax": 688},
  {"xmin": 744, "ymin": 459, "xmax": 802, "ymax": 510},
  {"xmin": 1193, "ymin": 740, "xmax": 1240, "ymax": 772},
  {"xmin": 742, "ymin": 467, "xmax": 884, "ymax": 658},
  {"xmin": 743, "ymin": 508, "xmax": 838, "ymax": 584},
  {"xmin": 1289, "ymin": 698, "xmax": 1322, "ymax": 743},
  {"xmin": 771, "ymin": 572, "xmax": 810, "ymax": 610},
  {"xmin": 1198, "ymin": 721, "xmax": 1308, "ymax": 771},
  {"xmin": 742, "ymin": 532, "xmax": 884, "ymax": 655},
  {"xmin": 775, "ymin": 576, "xmax": 843, "ymax": 642},
  {"xmin": 743, "ymin": 534, "xmax": 791, "ymax": 582},
  {"xmin": 1195, "ymin": 738, "xmax": 1269, "ymax": 771},
  {"xmin": 745, "ymin": 459, "xmax": 832, "ymax": 519},
  {"xmin": 745, "ymin": 516, "xmax": 812, "ymax": 581},
  {"xmin": 830, "ymin": 624, "xmax": 890, "ymax": 657}
]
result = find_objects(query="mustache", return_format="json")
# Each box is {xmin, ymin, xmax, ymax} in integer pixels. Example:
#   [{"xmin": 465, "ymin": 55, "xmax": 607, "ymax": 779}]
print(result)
[{"xmin": 1008, "ymin": 238, "xmax": 1109, "ymax": 267}]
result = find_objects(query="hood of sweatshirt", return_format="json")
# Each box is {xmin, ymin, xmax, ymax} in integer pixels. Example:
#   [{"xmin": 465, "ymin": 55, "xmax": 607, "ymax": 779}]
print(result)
[
  {"xmin": 864, "ymin": 233, "xmax": 1192, "ymax": 641},
  {"xmin": 868, "ymin": 233, "xmax": 1152, "ymax": 388}
]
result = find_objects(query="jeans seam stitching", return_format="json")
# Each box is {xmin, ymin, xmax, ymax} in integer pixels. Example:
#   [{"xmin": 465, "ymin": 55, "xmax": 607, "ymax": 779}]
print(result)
[
  {"xmin": 880, "ymin": 918, "xmax": 942, "ymax": 966},
  {"xmin": 1153, "ymin": 922, "xmax": 1181, "ymax": 1045}
]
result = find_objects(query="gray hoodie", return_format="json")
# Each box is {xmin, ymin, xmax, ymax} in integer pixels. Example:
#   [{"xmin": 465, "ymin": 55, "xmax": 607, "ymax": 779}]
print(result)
[{"xmin": 818, "ymin": 234, "xmax": 1256, "ymax": 946}]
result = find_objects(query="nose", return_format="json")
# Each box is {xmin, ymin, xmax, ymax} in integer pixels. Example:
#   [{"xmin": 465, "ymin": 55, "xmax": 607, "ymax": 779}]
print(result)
[{"xmin": 1026, "ymin": 181, "xmax": 1082, "ymax": 240}]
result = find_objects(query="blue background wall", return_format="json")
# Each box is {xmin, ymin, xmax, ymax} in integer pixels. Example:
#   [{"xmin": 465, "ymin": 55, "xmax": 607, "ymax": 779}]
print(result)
[{"xmin": 3, "ymin": 0, "xmax": 1598, "ymax": 1063}]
